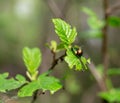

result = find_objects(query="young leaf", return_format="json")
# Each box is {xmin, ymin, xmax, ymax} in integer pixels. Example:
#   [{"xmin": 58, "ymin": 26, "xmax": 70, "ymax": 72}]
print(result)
[
  {"xmin": 65, "ymin": 49, "xmax": 82, "ymax": 71},
  {"xmin": 50, "ymin": 40, "xmax": 57, "ymax": 52},
  {"xmin": 18, "ymin": 73, "xmax": 62, "ymax": 97},
  {"xmin": 23, "ymin": 47, "xmax": 42, "ymax": 74},
  {"xmin": 52, "ymin": 18, "xmax": 77, "ymax": 46},
  {"xmin": 0, "ymin": 73, "xmax": 27, "ymax": 92},
  {"xmin": 46, "ymin": 40, "xmax": 57, "ymax": 52}
]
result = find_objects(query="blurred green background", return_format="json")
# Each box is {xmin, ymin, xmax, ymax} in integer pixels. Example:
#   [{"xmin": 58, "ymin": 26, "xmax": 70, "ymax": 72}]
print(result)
[{"xmin": 0, "ymin": 0, "xmax": 120, "ymax": 103}]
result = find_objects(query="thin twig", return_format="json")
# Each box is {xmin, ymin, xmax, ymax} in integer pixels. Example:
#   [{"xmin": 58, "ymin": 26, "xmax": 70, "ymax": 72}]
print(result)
[
  {"xmin": 31, "ymin": 90, "xmax": 45, "ymax": 103},
  {"xmin": 49, "ymin": 53, "xmax": 66, "ymax": 70},
  {"xmin": 31, "ymin": 90, "xmax": 38, "ymax": 103}
]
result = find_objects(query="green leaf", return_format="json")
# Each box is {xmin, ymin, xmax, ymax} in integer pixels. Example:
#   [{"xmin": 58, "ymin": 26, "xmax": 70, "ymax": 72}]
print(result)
[
  {"xmin": 65, "ymin": 49, "xmax": 89, "ymax": 71},
  {"xmin": 87, "ymin": 30, "xmax": 103, "ymax": 38},
  {"xmin": 38, "ymin": 74, "xmax": 62, "ymax": 94},
  {"xmin": 57, "ymin": 42, "xmax": 65, "ymax": 51},
  {"xmin": 99, "ymin": 88, "xmax": 120, "ymax": 102},
  {"xmin": 82, "ymin": 7, "xmax": 105, "ymax": 29},
  {"xmin": 0, "ymin": 73, "xmax": 27, "ymax": 92},
  {"xmin": 107, "ymin": 68, "xmax": 120, "ymax": 76},
  {"xmin": 80, "ymin": 56, "xmax": 89, "ymax": 70},
  {"xmin": 52, "ymin": 18, "xmax": 77, "ymax": 46},
  {"xmin": 65, "ymin": 49, "xmax": 82, "ymax": 70},
  {"xmin": 15, "ymin": 74, "xmax": 27, "ymax": 84},
  {"xmin": 18, "ymin": 73, "xmax": 62, "ymax": 97},
  {"xmin": 81, "ymin": 7, "xmax": 105, "ymax": 40},
  {"xmin": 0, "ymin": 72, "xmax": 9, "ymax": 78},
  {"xmin": 87, "ymin": 17, "xmax": 105, "ymax": 29},
  {"xmin": 23, "ymin": 47, "xmax": 42, "ymax": 74},
  {"xmin": 108, "ymin": 16, "xmax": 120, "ymax": 27},
  {"xmin": 82, "ymin": 7, "xmax": 96, "ymax": 17},
  {"xmin": 18, "ymin": 81, "xmax": 39, "ymax": 97},
  {"xmin": 79, "ymin": 30, "xmax": 103, "ymax": 39}
]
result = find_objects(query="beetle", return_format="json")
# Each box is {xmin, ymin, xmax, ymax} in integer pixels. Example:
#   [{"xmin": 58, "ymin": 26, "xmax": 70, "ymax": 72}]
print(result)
[{"xmin": 71, "ymin": 45, "xmax": 83, "ymax": 57}]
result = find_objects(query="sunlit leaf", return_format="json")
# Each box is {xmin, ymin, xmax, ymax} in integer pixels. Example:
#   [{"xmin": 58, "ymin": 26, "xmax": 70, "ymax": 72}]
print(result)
[
  {"xmin": 23, "ymin": 47, "xmax": 42, "ymax": 74},
  {"xmin": 52, "ymin": 18, "xmax": 77, "ymax": 46}
]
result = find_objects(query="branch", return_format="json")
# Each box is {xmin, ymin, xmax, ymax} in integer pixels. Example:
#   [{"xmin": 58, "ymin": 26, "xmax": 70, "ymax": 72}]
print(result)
[
  {"xmin": 46, "ymin": 0, "xmax": 63, "ymax": 18},
  {"xmin": 102, "ymin": 0, "xmax": 109, "ymax": 90},
  {"xmin": 107, "ymin": 3, "xmax": 120, "ymax": 15},
  {"xmin": 46, "ymin": 0, "xmax": 70, "ymax": 19},
  {"xmin": 88, "ymin": 62, "xmax": 107, "ymax": 91}
]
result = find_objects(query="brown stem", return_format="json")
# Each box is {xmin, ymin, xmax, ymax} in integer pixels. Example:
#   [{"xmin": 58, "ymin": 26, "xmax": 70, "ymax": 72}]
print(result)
[
  {"xmin": 31, "ymin": 90, "xmax": 45, "ymax": 103},
  {"xmin": 49, "ymin": 53, "xmax": 66, "ymax": 70},
  {"xmin": 102, "ymin": 0, "xmax": 109, "ymax": 90}
]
